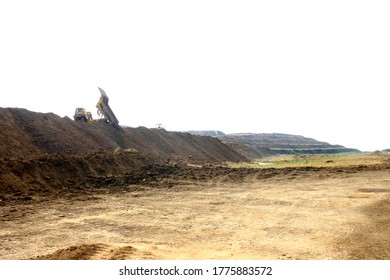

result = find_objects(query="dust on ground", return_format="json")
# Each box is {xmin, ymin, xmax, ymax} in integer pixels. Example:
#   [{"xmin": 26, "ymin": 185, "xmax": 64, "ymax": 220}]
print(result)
[{"xmin": 1, "ymin": 164, "xmax": 389, "ymax": 260}]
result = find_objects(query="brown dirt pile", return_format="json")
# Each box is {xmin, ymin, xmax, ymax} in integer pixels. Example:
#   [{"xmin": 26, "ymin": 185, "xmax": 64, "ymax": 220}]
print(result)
[
  {"xmin": 0, "ymin": 150, "xmax": 161, "ymax": 203},
  {"xmin": 0, "ymin": 108, "xmax": 119, "ymax": 157},
  {"xmin": 0, "ymin": 107, "xmax": 245, "ymax": 163},
  {"xmin": 33, "ymin": 244, "xmax": 105, "ymax": 260},
  {"xmin": 0, "ymin": 107, "xmax": 246, "ymax": 203}
]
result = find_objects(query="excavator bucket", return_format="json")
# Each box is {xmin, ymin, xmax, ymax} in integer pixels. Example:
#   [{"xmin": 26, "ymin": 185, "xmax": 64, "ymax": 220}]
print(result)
[{"xmin": 96, "ymin": 87, "xmax": 120, "ymax": 129}]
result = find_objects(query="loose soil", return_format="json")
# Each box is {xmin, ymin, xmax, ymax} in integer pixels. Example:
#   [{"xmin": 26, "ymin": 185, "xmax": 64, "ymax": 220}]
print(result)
[
  {"xmin": 1, "ymin": 108, "xmax": 389, "ymax": 260},
  {"xmin": 1, "ymin": 164, "xmax": 389, "ymax": 260},
  {"xmin": 0, "ymin": 107, "xmax": 245, "ymax": 163}
]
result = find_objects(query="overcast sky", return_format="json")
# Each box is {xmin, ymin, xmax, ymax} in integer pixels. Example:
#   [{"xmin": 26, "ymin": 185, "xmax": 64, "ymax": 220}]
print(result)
[{"xmin": 1, "ymin": 1, "xmax": 389, "ymax": 151}]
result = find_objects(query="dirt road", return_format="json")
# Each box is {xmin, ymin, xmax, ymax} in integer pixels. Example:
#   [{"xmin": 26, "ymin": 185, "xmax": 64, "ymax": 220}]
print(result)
[{"xmin": 1, "ymin": 165, "xmax": 389, "ymax": 260}]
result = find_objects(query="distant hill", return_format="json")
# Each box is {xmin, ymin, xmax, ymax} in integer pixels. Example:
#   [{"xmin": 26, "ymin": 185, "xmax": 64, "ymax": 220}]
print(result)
[{"xmin": 187, "ymin": 131, "xmax": 360, "ymax": 159}]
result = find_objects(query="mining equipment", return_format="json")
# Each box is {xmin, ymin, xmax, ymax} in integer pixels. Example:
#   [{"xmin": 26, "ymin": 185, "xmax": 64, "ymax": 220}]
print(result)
[
  {"xmin": 73, "ymin": 108, "xmax": 93, "ymax": 122},
  {"xmin": 73, "ymin": 87, "xmax": 120, "ymax": 128}
]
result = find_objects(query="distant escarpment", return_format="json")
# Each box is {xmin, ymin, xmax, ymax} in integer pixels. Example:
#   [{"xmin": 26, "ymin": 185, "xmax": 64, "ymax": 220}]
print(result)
[{"xmin": 188, "ymin": 131, "xmax": 360, "ymax": 159}]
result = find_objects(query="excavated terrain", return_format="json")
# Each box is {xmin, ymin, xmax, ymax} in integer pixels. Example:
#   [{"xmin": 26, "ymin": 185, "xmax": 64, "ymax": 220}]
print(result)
[
  {"xmin": 0, "ymin": 108, "xmax": 245, "ymax": 162},
  {"xmin": 0, "ymin": 107, "xmax": 245, "ymax": 202},
  {"xmin": 1, "ymin": 108, "xmax": 389, "ymax": 260}
]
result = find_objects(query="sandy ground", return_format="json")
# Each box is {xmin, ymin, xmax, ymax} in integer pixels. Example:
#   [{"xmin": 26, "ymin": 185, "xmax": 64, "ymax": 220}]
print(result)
[{"xmin": 1, "ymin": 167, "xmax": 389, "ymax": 260}]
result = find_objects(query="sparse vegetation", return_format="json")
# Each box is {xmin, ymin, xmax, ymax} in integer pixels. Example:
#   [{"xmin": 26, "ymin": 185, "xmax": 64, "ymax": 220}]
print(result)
[{"xmin": 228, "ymin": 152, "xmax": 390, "ymax": 169}]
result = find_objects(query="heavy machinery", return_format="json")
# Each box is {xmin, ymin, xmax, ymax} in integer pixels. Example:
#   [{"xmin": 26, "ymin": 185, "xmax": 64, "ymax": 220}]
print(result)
[
  {"xmin": 96, "ymin": 87, "xmax": 120, "ymax": 128},
  {"xmin": 73, "ymin": 108, "xmax": 93, "ymax": 122},
  {"xmin": 73, "ymin": 87, "xmax": 120, "ymax": 128}
]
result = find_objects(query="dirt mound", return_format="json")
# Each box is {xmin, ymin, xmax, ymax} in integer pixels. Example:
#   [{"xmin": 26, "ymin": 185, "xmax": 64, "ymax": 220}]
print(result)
[
  {"xmin": 121, "ymin": 127, "xmax": 245, "ymax": 164},
  {"xmin": 0, "ymin": 108, "xmax": 42, "ymax": 158},
  {"xmin": 33, "ymin": 243, "xmax": 152, "ymax": 260},
  {"xmin": 0, "ymin": 107, "xmax": 246, "ymax": 203},
  {"xmin": 0, "ymin": 107, "xmax": 245, "ymax": 163},
  {"xmin": 33, "ymin": 244, "xmax": 103, "ymax": 260},
  {"xmin": 0, "ymin": 149, "xmax": 161, "ymax": 203},
  {"xmin": 1, "ymin": 108, "xmax": 122, "ymax": 157}
]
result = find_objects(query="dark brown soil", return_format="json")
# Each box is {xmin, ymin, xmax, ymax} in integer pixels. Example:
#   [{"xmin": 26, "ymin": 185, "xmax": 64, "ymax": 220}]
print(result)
[
  {"xmin": 0, "ymin": 107, "xmax": 245, "ymax": 163},
  {"xmin": 0, "ymin": 107, "xmax": 246, "ymax": 203}
]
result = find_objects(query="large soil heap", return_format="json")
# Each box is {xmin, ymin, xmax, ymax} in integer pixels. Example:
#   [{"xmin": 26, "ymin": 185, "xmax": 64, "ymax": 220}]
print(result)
[
  {"xmin": 0, "ymin": 107, "xmax": 245, "ymax": 202},
  {"xmin": 0, "ymin": 108, "xmax": 245, "ymax": 162}
]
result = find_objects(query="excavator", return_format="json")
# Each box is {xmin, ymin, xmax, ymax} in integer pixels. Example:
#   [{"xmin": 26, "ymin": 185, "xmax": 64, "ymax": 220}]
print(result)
[{"xmin": 73, "ymin": 87, "xmax": 120, "ymax": 129}]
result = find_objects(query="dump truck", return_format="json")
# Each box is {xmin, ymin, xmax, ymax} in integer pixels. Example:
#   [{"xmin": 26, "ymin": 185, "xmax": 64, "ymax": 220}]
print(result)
[
  {"xmin": 73, "ymin": 87, "xmax": 120, "ymax": 129},
  {"xmin": 96, "ymin": 87, "xmax": 120, "ymax": 128}
]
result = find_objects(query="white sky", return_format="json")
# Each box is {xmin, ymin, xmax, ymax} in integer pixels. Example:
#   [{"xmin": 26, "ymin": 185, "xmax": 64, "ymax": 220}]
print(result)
[{"xmin": 1, "ymin": 1, "xmax": 389, "ymax": 151}]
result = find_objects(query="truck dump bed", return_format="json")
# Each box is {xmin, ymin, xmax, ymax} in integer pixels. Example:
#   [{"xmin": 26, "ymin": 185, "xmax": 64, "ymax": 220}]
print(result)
[{"xmin": 96, "ymin": 87, "xmax": 120, "ymax": 129}]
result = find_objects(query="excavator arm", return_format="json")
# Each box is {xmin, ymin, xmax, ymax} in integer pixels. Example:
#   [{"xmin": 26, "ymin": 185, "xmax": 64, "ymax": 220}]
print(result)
[{"xmin": 96, "ymin": 87, "xmax": 120, "ymax": 129}]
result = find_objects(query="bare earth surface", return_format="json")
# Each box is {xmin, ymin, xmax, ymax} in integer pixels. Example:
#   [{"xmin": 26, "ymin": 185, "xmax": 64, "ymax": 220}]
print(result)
[{"xmin": 1, "ymin": 165, "xmax": 389, "ymax": 260}]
